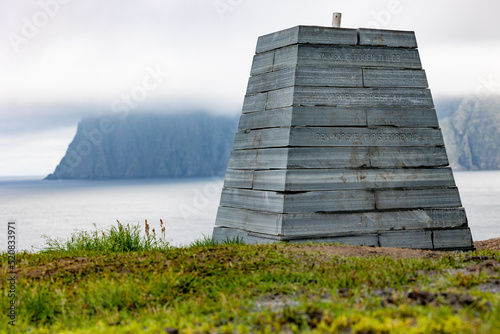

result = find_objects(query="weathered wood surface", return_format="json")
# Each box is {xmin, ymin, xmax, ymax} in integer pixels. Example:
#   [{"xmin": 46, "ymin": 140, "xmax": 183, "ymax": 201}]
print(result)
[
  {"xmin": 291, "ymin": 234, "xmax": 379, "ymax": 246},
  {"xmin": 369, "ymin": 147, "xmax": 449, "ymax": 167},
  {"xmin": 366, "ymin": 108, "xmax": 439, "ymax": 127},
  {"xmin": 256, "ymin": 26, "xmax": 358, "ymax": 54},
  {"xmin": 223, "ymin": 169, "xmax": 253, "ymax": 189},
  {"xmin": 246, "ymin": 68, "xmax": 296, "ymax": 95},
  {"xmin": 219, "ymin": 188, "xmax": 375, "ymax": 213},
  {"xmin": 229, "ymin": 168, "xmax": 456, "ymax": 192},
  {"xmin": 272, "ymin": 87, "xmax": 433, "ymax": 109},
  {"xmin": 239, "ymin": 108, "xmax": 294, "ymax": 130},
  {"xmin": 238, "ymin": 108, "xmax": 286, "ymax": 130},
  {"xmin": 238, "ymin": 107, "xmax": 438, "ymax": 130},
  {"xmin": 213, "ymin": 227, "xmax": 277, "ymax": 244},
  {"xmin": 433, "ymin": 228, "xmax": 474, "ymax": 249},
  {"xmin": 232, "ymin": 127, "xmax": 290, "ymax": 150},
  {"xmin": 250, "ymin": 168, "xmax": 456, "ymax": 191},
  {"xmin": 219, "ymin": 188, "xmax": 284, "ymax": 214},
  {"xmin": 358, "ymin": 28, "xmax": 418, "ymax": 48},
  {"xmin": 246, "ymin": 67, "xmax": 363, "ymax": 94},
  {"xmin": 227, "ymin": 147, "xmax": 447, "ymax": 170},
  {"xmin": 215, "ymin": 206, "xmax": 468, "ymax": 236},
  {"xmin": 233, "ymin": 127, "xmax": 444, "ymax": 150},
  {"xmin": 250, "ymin": 51, "xmax": 275, "ymax": 76},
  {"xmin": 213, "ymin": 226, "xmax": 474, "ymax": 250},
  {"xmin": 242, "ymin": 92, "xmax": 268, "ymax": 113},
  {"xmin": 379, "ymin": 230, "xmax": 433, "ymax": 249},
  {"xmin": 228, "ymin": 147, "xmax": 371, "ymax": 170},
  {"xmin": 213, "ymin": 25, "xmax": 473, "ymax": 251},
  {"xmin": 215, "ymin": 207, "xmax": 284, "ymax": 236},
  {"xmin": 244, "ymin": 87, "xmax": 433, "ymax": 113},
  {"xmin": 292, "ymin": 107, "xmax": 366, "ymax": 127},
  {"xmin": 375, "ymin": 188, "xmax": 462, "ymax": 209},
  {"xmin": 239, "ymin": 107, "xmax": 367, "ymax": 130},
  {"xmin": 363, "ymin": 69, "xmax": 428, "ymax": 88},
  {"xmin": 273, "ymin": 45, "xmax": 422, "ymax": 71},
  {"xmin": 213, "ymin": 226, "xmax": 380, "ymax": 246}
]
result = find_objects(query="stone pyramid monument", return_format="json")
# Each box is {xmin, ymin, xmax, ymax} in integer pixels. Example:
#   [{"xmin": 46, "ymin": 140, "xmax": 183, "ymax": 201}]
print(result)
[{"xmin": 213, "ymin": 16, "xmax": 474, "ymax": 250}]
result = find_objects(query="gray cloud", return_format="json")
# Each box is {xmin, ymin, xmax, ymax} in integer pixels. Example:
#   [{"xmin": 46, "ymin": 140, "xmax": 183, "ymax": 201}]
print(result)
[{"xmin": 1, "ymin": 0, "xmax": 499, "ymax": 128}]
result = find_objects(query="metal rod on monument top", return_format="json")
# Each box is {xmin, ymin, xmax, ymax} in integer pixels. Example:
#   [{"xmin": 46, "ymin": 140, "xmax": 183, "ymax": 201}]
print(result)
[{"xmin": 332, "ymin": 12, "xmax": 342, "ymax": 28}]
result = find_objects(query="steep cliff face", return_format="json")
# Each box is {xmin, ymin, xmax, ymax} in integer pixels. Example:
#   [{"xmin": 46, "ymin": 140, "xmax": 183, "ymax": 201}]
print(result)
[
  {"xmin": 46, "ymin": 98, "xmax": 500, "ymax": 180},
  {"xmin": 439, "ymin": 96, "xmax": 500, "ymax": 170},
  {"xmin": 46, "ymin": 113, "xmax": 239, "ymax": 180}
]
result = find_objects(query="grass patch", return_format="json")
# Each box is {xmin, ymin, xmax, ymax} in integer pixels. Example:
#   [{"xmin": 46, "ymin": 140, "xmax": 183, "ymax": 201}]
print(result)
[
  {"xmin": 1, "ymin": 223, "xmax": 500, "ymax": 333},
  {"xmin": 41, "ymin": 220, "xmax": 171, "ymax": 253}
]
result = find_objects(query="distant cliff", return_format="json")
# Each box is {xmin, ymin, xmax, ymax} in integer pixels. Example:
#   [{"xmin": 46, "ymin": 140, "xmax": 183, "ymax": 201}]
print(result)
[
  {"xmin": 439, "ymin": 96, "xmax": 500, "ymax": 170},
  {"xmin": 46, "ymin": 113, "xmax": 238, "ymax": 180},
  {"xmin": 47, "ymin": 98, "xmax": 500, "ymax": 180}
]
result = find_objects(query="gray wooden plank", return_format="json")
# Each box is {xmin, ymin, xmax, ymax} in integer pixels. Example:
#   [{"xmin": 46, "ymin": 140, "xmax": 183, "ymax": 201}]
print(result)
[
  {"xmin": 256, "ymin": 26, "xmax": 299, "ymax": 54},
  {"xmin": 291, "ymin": 107, "xmax": 367, "ymax": 127},
  {"xmin": 228, "ymin": 147, "xmax": 371, "ymax": 170},
  {"xmin": 266, "ymin": 87, "xmax": 295, "ymax": 110},
  {"xmin": 358, "ymin": 28, "xmax": 418, "ymax": 48},
  {"xmin": 215, "ymin": 207, "xmax": 468, "ymax": 237},
  {"xmin": 379, "ymin": 230, "xmax": 433, "ymax": 249},
  {"xmin": 274, "ymin": 45, "xmax": 422, "ymax": 71},
  {"xmin": 294, "ymin": 67, "xmax": 363, "ymax": 88},
  {"xmin": 238, "ymin": 108, "xmax": 294, "ymax": 130},
  {"xmin": 281, "ymin": 209, "xmax": 467, "ymax": 236},
  {"xmin": 219, "ymin": 188, "xmax": 285, "ymax": 213},
  {"xmin": 238, "ymin": 107, "xmax": 367, "ymax": 130},
  {"xmin": 251, "ymin": 170, "xmax": 287, "ymax": 192},
  {"xmin": 283, "ymin": 189, "xmax": 375, "ymax": 213},
  {"xmin": 427, "ymin": 208, "xmax": 468, "ymax": 228},
  {"xmin": 367, "ymin": 108, "xmax": 439, "ymax": 128},
  {"xmin": 375, "ymin": 188, "xmax": 462, "ymax": 209},
  {"xmin": 247, "ymin": 67, "xmax": 363, "ymax": 94},
  {"xmin": 212, "ymin": 227, "xmax": 277, "ymax": 244},
  {"xmin": 252, "ymin": 168, "xmax": 456, "ymax": 192},
  {"xmin": 297, "ymin": 26, "xmax": 358, "ymax": 46},
  {"xmin": 291, "ymin": 234, "xmax": 379, "ymax": 246},
  {"xmin": 363, "ymin": 69, "xmax": 428, "ymax": 88},
  {"xmin": 433, "ymin": 228, "xmax": 474, "ymax": 250},
  {"xmin": 265, "ymin": 87, "xmax": 433, "ymax": 109},
  {"xmin": 256, "ymin": 26, "xmax": 358, "ymax": 54},
  {"xmin": 249, "ymin": 107, "xmax": 437, "ymax": 128},
  {"xmin": 246, "ymin": 68, "xmax": 296, "ymax": 95},
  {"xmin": 295, "ymin": 127, "xmax": 444, "ymax": 147},
  {"xmin": 244, "ymin": 89, "xmax": 434, "ymax": 113},
  {"xmin": 223, "ymin": 169, "xmax": 253, "ymax": 189},
  {"xmin": 228, "ymin": 148, "xmax": 289, "ymax": 170},
  {"xmin": 250, "ymin": 51, "xmax": 275, "ymax": 76},
  {"xmin": 282, "ymin": 211, "xmax": 433, "ymax": 236},
  {"xmin": 272, "ymin": 45, "xmax": 299, "ymax": 72},
  {"xmin": 220, "ymin": 188, "xmax": 375, "ymax": 213},
  {"xmin": 215, "ymin": 206, "xmax": 283, "ymax": 236},
  {"xmin": 234, "ymin": 127, "xmax": 445, "ymax": 150},
  {"xmin": 233, "ymin": 127, "xmax": 290, "ymax": 150},
  {"xmin": 369, "ymin": 147, "xmax": 449, "ymax": 167},
  {"xmin": 287, "ymin": 147, "xmax": 371, "ymax": 168},
  {"xmin": 213, "ymin": 226, "xmax": 379, "ymax": 246},
  {"xmin": 242, "ymin": 92, "xmax": 267, "ymax": 113},
  {"xmin": 240, "ymin": 107, "xmax": 437, "ymax": 129}
]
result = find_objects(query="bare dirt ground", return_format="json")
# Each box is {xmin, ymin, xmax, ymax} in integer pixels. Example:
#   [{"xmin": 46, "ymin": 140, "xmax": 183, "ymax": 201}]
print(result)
[
  {"xmin": 474, "ymin": 237, "xmax": 500, "ymax": 251},
  {"xmin": 294, "ymin": 237, "xmax": 500, "ymax": 259}
]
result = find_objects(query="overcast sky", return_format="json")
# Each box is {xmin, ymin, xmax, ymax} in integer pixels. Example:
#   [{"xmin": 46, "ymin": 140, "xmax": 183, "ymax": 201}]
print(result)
[{"xmin": 1, "ymin": 0, "xmax": 499, "ymax": 176}]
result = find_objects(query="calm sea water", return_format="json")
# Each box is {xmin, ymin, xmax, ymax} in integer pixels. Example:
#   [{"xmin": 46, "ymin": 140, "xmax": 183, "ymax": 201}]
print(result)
[{"xmin": 0, "ymin": 171, "xmax": 499, "ymax": 251}]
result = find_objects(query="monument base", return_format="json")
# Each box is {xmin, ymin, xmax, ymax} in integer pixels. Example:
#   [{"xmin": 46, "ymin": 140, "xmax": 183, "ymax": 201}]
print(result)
[{"xmin": 213, "ymin": 226, "xmax": 475, "ymax": 251}]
